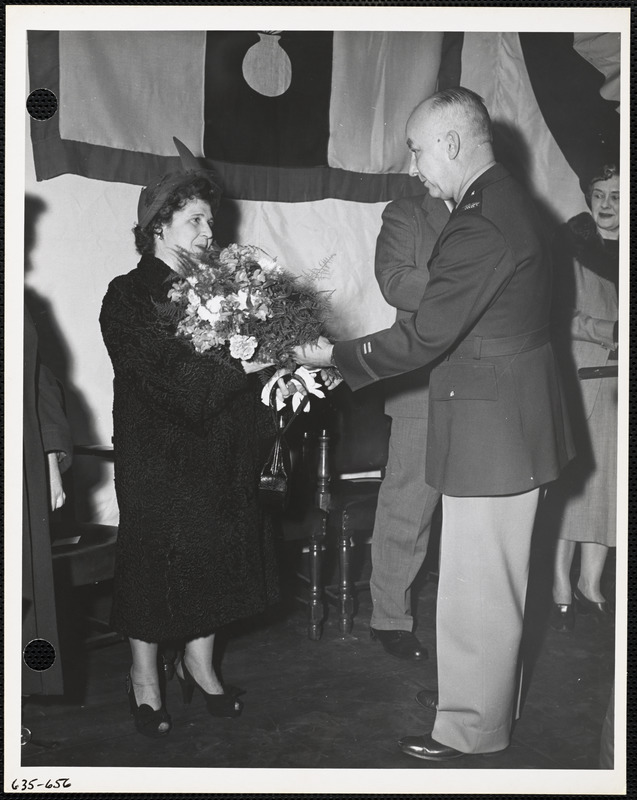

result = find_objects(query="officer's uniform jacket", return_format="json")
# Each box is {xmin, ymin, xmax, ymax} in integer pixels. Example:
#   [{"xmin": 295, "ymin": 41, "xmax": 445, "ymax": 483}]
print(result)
[
  {"xmin": 375, "ymin": 193, "xmax": 450, "ymax": 418},
  {"xmin": 334, "ymin": 164, "xmax": 574, "ymax": 496}
]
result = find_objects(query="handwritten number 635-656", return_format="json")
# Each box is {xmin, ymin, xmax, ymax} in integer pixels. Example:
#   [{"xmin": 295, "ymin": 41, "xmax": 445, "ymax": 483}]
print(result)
[{"xmin": 11, "ymin": 778, "xmax": 71, "ymax": 790}]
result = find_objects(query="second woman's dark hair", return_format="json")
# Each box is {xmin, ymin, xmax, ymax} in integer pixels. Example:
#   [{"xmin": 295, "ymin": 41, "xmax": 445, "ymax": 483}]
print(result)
[
  {"xmin": 133, "ymin": 175, "xmax": 218, "ymax": 256},
  {"xmin": 584, "ymin": 163, "xmax": 619, "ymax": 209}
]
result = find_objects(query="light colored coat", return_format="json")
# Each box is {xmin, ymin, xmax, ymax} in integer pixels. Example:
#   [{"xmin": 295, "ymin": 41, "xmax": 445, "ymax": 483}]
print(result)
[{"xmin": 552, "ymin": 217, "xmax": 617, "ymax": 418}]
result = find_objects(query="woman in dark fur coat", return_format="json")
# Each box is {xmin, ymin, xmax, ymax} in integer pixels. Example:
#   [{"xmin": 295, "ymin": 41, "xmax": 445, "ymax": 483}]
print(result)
[
  {"xmin": 549, "ymin": 163, "xmax": 619, "ymax": 633},
  {"xmin": 100, "ymin": 141, "xmax": 279, "ymax": 737}
]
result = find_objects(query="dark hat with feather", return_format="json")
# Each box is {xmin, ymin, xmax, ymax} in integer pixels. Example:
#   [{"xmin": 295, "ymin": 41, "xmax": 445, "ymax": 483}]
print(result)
[{"xmin": 136, "ymin": 137, "xmax": 223, "ymax": 229}]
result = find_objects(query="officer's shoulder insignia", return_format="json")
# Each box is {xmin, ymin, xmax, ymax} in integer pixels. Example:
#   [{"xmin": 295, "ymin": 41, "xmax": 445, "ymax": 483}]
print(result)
[{"xmin": 457, "ymin": 188, "xmax": 483, "ymax": 215}]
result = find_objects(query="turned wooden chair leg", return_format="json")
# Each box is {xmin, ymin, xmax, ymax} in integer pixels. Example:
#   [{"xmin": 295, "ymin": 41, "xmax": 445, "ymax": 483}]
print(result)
[
  {"xmin": 307, "ymin": 428, "xmax": 330, "ymax": 641},
  {"xmin": 307, "ymin": 518, "xmax": 326, "ymax": 641},
  {"xmin": 338, "ymin": 514, "xmax": 354, "ymax": 635}
]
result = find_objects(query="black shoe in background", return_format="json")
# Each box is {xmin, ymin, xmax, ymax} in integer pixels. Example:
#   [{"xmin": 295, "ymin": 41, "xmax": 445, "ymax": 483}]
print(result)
[{"xmin": 370, "ymin": 628, "xmax": 428, "ymax": 660}]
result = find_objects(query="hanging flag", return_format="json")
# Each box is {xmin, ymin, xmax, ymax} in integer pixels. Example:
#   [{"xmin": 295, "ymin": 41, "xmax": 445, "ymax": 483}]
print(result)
[
  {"xmin": 28, "ymin": 30, "xmax": 445, "ymax": 202},
  {"xmin": 29, "ymin": 29, "xmax": 620, "ymax": 215}
]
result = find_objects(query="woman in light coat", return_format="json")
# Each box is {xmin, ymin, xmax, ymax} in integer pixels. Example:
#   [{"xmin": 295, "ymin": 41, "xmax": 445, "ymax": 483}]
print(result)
[{"xmin": 550, "ymin": 163, "xmax": 619, "ymax": 631}]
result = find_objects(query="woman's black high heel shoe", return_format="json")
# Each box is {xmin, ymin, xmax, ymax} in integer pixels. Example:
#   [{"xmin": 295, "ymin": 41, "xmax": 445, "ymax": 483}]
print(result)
[
  {"xmin": 125, "ymin": 674, "xmax": 172, "ymax": 737},
  {"xmin": 573, "ymin": 587, "xmax": 612, "ymax": 622},
  {"xmin": 176, "ymin": 660, "xmax": 244, "ymax": 718},
  {"xmin": 550, "ymin": 599, "xmax": 575, "ymax": 632}
]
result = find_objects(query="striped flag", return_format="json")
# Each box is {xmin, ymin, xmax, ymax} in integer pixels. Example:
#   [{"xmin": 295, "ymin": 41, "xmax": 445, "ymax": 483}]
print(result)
[
  {"xmin": 29, "ymin": 30, "xmax": 444, "ymax": 201},
  {"xmin": 29, "ymin": 29, "xmax": 619, "ymax": 210}
]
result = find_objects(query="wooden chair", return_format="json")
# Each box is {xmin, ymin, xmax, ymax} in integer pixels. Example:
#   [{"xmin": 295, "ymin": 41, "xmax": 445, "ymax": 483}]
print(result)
[
  {"xmin": 322, "ymin": 384, "xmax": 390, "ymax": 635},
  {"xmin": 282, "ymin": 384, "xmax": 390, "ymax": 639},
  {"xmin": 278, "ymin": 422, "xmax": 330, "ymax": 641},
  {"xmin": 51, "ymin": 445, "xmax": 121, "ymax": 648}
]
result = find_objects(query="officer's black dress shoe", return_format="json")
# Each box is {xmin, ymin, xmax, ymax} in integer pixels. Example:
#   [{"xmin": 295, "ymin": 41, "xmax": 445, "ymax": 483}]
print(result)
[
  {"xmin": 370, "ymin": 628, "xmax": 428, "ymax": 660},
  {"xmin": 398, "ymin": 733, "xmax": 464, "ymax": 761},
  {"xmin": 415, "ymin": 688, "xmax": 438, "ymax": 710}
]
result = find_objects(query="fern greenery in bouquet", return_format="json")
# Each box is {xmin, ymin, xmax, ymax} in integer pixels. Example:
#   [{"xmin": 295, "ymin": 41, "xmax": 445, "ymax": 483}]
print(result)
[{"xmin": 166, "ymin": 243, "xmax": 331, "ymax": 372}]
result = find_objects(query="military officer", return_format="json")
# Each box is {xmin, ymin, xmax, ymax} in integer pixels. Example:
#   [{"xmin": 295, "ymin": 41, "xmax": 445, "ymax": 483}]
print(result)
[{"xmin": 295, "ymin": 87, "xmax": 573, "ymax": 760}]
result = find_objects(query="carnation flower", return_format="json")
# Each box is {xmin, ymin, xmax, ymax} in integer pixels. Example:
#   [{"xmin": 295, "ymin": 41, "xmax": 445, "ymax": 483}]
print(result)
[
  {"xmin": 191, "ymin": 327, "xmax": 223, "ymax": 352},
  {"xmin": 229, "ymin": 333, "xmax": 258, "ymax": 360},
  {"xmin": 208, "ymin": 295, "xmax": 223, "ymax": 311},
  {"xmin": 218, "ymin": 252, "xmax": 238, "ymax": 272},
  {"xmin": 235, "ymin": 289, "xmax": 250, "ymax": 311},
  {"xmin": 196, "ymin": 305, "xmax": 217, "ymax": 324},
  {"xmin": 252, "ymin": 302, "xmax": 270, "ymax": 322},
  {"xmin": 257, "ymin": 254, "xmax": 280, "ymax": 273},
  {"xmin": 187, "ymin": 287, "xmax": 201, "ymax": 308}
]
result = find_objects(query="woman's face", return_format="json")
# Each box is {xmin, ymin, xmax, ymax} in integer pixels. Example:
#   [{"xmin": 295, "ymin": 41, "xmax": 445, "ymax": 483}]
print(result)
[
  {"xmin": 590, "ymin": 175, "xmax": 619, "ymax": 239},
  {"xmin": 160, "ymin": 198, "xmax": 214, "ymax": 258}
]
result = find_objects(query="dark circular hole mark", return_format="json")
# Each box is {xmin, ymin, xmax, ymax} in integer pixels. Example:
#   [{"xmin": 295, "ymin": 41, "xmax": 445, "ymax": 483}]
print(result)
[
  {"xmin": 27, "ymin": 88, "xmax": 58, "ymax": 121},
  {"xmin": 23, "ymin": 638, "xmax": 56, "ymax": 671}
]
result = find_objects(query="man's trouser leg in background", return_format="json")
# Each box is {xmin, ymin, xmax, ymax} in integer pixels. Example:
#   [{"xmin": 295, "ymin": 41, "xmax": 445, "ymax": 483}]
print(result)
[
  {"xmin": 370, "ymin": 416, "xmax": 441, "ymax": 631},
  {"xmin": 432, "ymin": 489, "xmax": 540, "ymax": 753}
]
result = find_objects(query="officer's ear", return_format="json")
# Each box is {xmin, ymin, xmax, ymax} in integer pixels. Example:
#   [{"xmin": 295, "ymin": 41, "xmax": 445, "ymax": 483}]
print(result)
[{"xmin": 445, "ymin": 130, "xmax": 460, "ymax": 160}]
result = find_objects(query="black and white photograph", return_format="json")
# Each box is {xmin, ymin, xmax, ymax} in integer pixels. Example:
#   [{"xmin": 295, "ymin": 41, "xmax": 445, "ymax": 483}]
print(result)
[{"xmin": 5, "ymin": 4, "xmax": 629, "ymax": 795}]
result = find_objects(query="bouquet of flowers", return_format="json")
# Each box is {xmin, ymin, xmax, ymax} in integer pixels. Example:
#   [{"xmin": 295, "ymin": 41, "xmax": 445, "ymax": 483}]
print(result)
[{"xmin": 166, "ymin": 243, "xmax": 331, "ymax": 372}]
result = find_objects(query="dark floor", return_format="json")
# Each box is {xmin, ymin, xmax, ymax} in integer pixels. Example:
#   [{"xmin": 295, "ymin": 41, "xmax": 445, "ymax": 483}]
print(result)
[{"xmin": 21, "ymin": 538, "xmax": 617, "ymax": 777}]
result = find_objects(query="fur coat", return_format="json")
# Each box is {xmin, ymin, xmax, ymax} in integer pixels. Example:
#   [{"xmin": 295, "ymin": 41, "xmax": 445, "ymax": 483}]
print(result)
[{"xmin": 100, "ymin": 254, "xmax": 278, "ymax": 643}]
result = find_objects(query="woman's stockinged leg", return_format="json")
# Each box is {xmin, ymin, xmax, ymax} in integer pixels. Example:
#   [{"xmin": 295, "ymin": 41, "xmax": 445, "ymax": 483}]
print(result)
[
  {"xmin": 577, "ymin": 542, "xmax": 609, "ymax": 603},
  {"xmin": 181, "ymin": 633, "xmax": 224, "ymax": 694},
  {"xmin": 552, "ymin": 539, "xmax": 577, "ymax": 604},
  {"xmin": 177, "ymin": 633, "xmax": 244, "ymax": 717},
  {"xmin": 129, "ymin": 637, "xmax": 171, "ymax": 733}
]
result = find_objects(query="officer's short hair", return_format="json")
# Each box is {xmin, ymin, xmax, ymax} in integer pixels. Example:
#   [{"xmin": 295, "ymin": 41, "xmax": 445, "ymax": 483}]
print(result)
[{"xmin": 429, "ymin": 87, "xmax": 492, "ymax": 144}]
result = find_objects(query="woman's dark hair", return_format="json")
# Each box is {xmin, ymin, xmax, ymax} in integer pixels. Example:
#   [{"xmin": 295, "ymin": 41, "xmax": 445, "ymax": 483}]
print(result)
[
  {"xmin": 584, "ymin": 163, "xmax": 619, "ymax": 209},
  {"xmin": 133, "ymin": 175, "xmax": 218, "ymax": 256}
]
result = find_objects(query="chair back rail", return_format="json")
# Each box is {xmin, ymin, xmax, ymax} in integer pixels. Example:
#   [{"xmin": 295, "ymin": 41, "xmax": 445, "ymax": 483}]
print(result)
[{"xmin": 51, "ymin": 445, "xmax": 121, "ymax": 647}]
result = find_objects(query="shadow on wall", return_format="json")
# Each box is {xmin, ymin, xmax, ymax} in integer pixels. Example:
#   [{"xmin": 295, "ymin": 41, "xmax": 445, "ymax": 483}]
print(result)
[
  {"xmin": 212, "ymin": 197, "xmax": 241, "ymax": 247},
  {"xmin": 492, "ymin": 120, "xmax": 562, "ymax": 235},
  {"xmin": 24, "ymin": 194, "xmax": 105, "ymax": 523}
]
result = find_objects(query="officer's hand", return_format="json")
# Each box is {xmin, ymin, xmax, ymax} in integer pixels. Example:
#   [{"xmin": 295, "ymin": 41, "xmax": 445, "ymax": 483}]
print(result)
[{"xmin": 293, "ymin": 336, "xmax": 333, "ymax": 368}]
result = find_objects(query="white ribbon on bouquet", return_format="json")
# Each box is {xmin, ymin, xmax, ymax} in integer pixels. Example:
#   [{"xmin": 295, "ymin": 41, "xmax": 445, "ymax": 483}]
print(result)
[{"xmin": 260, "ymin": 366, "xmax": 326, "ymax": 411}]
